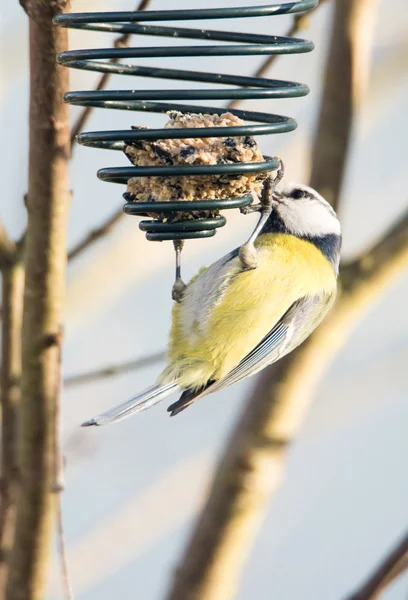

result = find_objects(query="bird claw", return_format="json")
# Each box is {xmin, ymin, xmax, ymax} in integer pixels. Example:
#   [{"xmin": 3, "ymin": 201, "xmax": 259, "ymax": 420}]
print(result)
[
  {"xmin": 239, "ymin": 243, "xmax": 258, "ymax": 271},
  {"xmin": 172, "ymin": 240, "xmax": 186, "ymax": 302},
  {"xmin": 240, "ymin": 203, "xmax": 262, "ymax": 215},
  {"xmin": 172, "ymin": 278, "xmax": 187, "ymax": 303}
]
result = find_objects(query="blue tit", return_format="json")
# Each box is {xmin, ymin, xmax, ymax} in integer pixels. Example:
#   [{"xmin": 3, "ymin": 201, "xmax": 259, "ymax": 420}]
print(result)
[{"xmin": 83, "ymin": 181, "xmax": 341, "ymax": 426}]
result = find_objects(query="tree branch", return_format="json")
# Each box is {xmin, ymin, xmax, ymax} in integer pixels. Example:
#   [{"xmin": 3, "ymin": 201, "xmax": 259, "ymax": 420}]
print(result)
[
  {"xmin": 345, "ymin": 531, "xmax": 408, "ymax": 600},
  {"xmin": 341, "ymin": 209, "xmax": 408, "ymax": 295},
  {"xmin": 19, "ymin": 0, "xmax": 70, "ymax": 21},
  {"xmin": 0, "ymin": 263, "xmax": 24, "ymax": 594},
  {"xmin": 63, "ymin": 351, "xmax": 165, "ymax": 387},
  {"xmin": 52, "ymin": 332, "xmax": 73, "ymax": 600},
  {"xmin": 0, "ymin": 223, "xmax": 17, "ymax": 270},
  {"xmin": 68, "ymin": 208, "xmax": 123, "ymax": 262},
  {"xmin": 310, "ymin": 0, "xmax": 378, "ymax": 212},
  {"xmin": 6, "ymin": 1, "xmax": 71, "ymax": 598}
]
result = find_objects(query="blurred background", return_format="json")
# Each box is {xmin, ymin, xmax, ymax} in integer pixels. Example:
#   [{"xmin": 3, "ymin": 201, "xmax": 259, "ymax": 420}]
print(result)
[{"xmin": 1, "ymin": 0, "xmax": 407, "ymax": 598}]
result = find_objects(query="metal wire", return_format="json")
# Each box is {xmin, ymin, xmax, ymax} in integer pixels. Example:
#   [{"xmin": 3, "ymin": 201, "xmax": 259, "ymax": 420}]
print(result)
[{"xmin": 55, "ymin": 1, "xmax": 318, "ymax": 241}]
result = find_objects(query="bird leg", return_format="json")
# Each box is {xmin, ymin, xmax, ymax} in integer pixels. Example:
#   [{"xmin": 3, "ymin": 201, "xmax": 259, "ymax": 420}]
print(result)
[
  {"xmin": 172, "ymin": 239, "xmax": 187, "ymax": 302},
  {"xmin": 239, "ymin": 203, "xmax": 263, "ymax": 215},
  {"xmin": 239, "ymin": 189, "xmax": 263, "ymax": 215},
  {"xmin": 239, "ymin": 159, "xmax": 285, "ymax": 271}
]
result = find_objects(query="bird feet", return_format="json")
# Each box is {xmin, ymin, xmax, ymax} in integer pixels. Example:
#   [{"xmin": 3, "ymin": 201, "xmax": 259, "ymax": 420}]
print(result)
[
  {"xmin": 172, "ymin": 240, "xmax": 186, "ymax": 302},
  {"xmin": 238, "ymin": 159, "xmax": 285, "ymax": 271},
  {"xmin": 172, "ymin": 278, "xmax": 187, "ymax": 303},
  {"xmin": 239, "ymin": 242, "xmax": 258, "ymax": 270}
]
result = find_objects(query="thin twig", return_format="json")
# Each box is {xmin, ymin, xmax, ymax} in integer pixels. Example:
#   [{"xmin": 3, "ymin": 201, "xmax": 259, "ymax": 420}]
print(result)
[
  {"xmin": 69, "ymin": 0, "xmax": 152, "ymax": 149},
  {"xmin": 55, "ymin": 498, "xmax": 73, "ymax": 600},
  {"xmin": 52, "ymin": 329, "xmax": 73, "ymax": 600},
  {"xmin": 68, "ymin": 208, "xmax": 124, "ymax": 262},
  {"xmin": 345, "ymin": 531, "xmax": 408, "ymax": 600},
  {"xmin": 64, "ymin": 351, "xmax": 165, "ymax": 388}
]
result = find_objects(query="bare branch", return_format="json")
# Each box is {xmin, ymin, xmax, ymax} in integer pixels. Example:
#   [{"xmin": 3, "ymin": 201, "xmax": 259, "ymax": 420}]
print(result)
[
  {"xmin": 52, "ymin": 333, "xmax": 73, "ymax": 600},
  {"xmin": 19, "ymin": 0, "xmax": 70, "ymax": 19},
  {"xmin": 68, "ymin": 208, "xmax": 123, "ymax": 262},
  {"xmin": 64, "ymin": 351, "xmax": 165, "ymax": 388},
  {"xmin": 341, "ymin": 209, "xmax": 408, "ymax": 294},
  {"xmin": 55, "ymin": 496, "xmax": 73, "ymax": 600},
  {"xmin": 346, "ymin": 531, "xmax": 408, "ymax": 600},
  {"xmin": 0, "ymin": 223, "xmax": 17, "ymax": 270},
  {"xmin": 0, "ymin": 263, "xmax": 24, "ymax": 594},
  {"xmin": 6, "ymin": 1, "xmax": 71, "ymax": 598},
  {"xmin": 310, "ymin": 0, "xmax": 378, "ymax": 211},
  {"xmin": 69, "ymin": 0, "xmax": 152, "ymax": 148}
]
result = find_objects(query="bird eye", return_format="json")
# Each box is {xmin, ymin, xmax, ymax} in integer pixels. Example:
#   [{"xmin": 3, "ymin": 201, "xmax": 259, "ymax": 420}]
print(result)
[{"xmin": 290, "ymin": 189, "xmax": 305, "ymax": 200}]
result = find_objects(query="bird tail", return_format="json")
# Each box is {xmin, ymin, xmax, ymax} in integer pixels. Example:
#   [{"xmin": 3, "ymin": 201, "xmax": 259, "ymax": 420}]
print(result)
[{"xmin": 81, "ymin": 382, "xmax": 179, "ymax": 427}]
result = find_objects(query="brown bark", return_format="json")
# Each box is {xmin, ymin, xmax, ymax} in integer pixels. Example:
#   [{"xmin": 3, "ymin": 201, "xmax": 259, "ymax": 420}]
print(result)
[
  {"xmin": 0, "ymin": 263, "xmax": 24, "ymax": 594},
  {"xmin": 5, "ymin": 2, "xmax": 71, "ymax": 599},
  {"xmin": 0, "ymin": 227, "xmax": 17, "ymax": 271}
]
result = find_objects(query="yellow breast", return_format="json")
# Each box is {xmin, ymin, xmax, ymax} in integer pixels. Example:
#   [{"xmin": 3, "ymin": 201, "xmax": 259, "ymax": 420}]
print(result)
[{"xmin": 164, "ymin": 233, "xmax": 337, "ymax": 388}]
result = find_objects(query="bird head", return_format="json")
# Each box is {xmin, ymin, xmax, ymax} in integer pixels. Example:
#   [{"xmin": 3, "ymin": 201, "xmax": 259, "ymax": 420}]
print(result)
[{"xmin": 261, "ymin": 181, "xmax": 342, "ymax": 271}]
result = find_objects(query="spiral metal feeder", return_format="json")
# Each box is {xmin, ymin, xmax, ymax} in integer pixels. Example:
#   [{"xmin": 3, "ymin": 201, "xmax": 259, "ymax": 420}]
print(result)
[{"xmin": 55, "ymin": 1, "xmax": 318, "ymax": 290}]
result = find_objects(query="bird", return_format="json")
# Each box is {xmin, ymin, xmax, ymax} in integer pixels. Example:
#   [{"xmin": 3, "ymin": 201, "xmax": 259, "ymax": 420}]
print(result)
[{"xmin": 82, "ymin": 181, "xmax": 341, "ymax": 426}]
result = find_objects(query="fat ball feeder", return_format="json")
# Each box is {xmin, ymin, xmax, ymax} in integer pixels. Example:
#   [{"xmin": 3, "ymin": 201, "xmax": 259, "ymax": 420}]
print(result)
[{"xmin": 55, "ymin": 1, "xmax": 317, "ymax": 298}]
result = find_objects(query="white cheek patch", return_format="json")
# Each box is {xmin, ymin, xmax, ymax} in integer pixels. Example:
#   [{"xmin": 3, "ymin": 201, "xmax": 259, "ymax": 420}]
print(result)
[{"xmin": 278, "ymin": 198, "xmax": 341, "ymax": 237}]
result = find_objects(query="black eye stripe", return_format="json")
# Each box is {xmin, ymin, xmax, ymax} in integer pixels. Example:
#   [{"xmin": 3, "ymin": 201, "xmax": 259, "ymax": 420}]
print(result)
[
  {"xmin": 280, "ymin": 187, "xmax": 337, "ymax": 217},
  {"xmin": 290, "ymin": 189, "xmax": 305, "ymax": 200}
]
